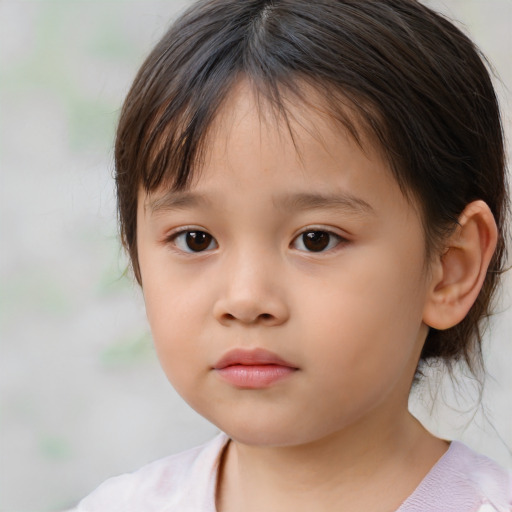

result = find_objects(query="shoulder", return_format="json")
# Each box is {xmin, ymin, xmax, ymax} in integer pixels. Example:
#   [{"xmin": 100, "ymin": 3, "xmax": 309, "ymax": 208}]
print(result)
[
  {"xmin": 70, "ymin": 432, "xmax": 229, "ymax": 512},
  {"xmin": 452, "ymin": 442, "xmax": 512, "ymax": 505},
  {"xmin": 399, "ymin": 441, "xmax": 512, "ymax": 512}
]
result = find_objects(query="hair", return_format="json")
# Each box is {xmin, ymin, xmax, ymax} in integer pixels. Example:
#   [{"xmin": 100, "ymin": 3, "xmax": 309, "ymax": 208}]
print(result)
[{"xmin": 115, "ymin": 0, "xmax": 508, "ymax": 377}]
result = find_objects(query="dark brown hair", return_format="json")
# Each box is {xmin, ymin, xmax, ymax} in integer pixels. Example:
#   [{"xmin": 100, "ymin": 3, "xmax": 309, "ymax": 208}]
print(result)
[{"xmin": 115, "ymin": 0, "xmax": 508, "ymax": 375}]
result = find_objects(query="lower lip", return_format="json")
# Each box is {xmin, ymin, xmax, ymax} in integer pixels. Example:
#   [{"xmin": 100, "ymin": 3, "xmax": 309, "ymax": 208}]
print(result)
[{"xmin": 216, "ymin": 365, "xmax": 297, "ymax": 388}]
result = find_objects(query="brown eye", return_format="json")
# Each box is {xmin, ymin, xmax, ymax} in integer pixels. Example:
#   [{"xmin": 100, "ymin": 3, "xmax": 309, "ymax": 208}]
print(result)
[
  {"xmin": 292, "ymin": 230, "xmax": 343, "ymax": 253},
  {"xmin": 172, "ymin": 230, "xmax": 217, "ymax": 253},
  {"xmin": 303, "ymin": 231, "xmax": 329, "ymax": 251}
]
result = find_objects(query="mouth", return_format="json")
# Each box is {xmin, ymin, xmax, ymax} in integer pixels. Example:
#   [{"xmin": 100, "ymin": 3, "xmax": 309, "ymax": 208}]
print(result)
[{"xmin": 213, "ymin": 348, "xmax": 298, "ymax": 389}]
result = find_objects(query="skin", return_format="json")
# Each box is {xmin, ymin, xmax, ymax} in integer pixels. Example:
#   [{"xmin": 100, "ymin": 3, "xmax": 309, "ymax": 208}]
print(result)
[{"xmin": 136, "ymin": 82, "xmax": 466, "ymax": 511}]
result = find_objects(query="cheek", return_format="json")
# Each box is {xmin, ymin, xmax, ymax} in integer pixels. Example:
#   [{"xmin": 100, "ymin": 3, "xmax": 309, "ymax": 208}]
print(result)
[
  {"xmin": 141, "ymin": 273, "xmax": 208, "ymax": 377},
  {"xmin": 136, "ymin": 226, "xmax": 220, "ymax": 397},
  {"xmin": 139, "ymin": 242, "xmax": 209, "ymax": 334},
  {"xmin": 299, "ymin": 247, "xmax": 428, "ymax": 375}
]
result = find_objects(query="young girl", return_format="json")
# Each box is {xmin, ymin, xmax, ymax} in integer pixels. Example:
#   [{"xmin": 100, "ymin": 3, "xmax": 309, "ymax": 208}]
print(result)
[{"xmin": 72, "ymin": 0, "xmax": 511, "ymax": 510}]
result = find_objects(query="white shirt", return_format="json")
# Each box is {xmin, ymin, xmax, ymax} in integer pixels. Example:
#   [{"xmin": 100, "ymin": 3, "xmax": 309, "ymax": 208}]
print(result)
[{"xmin": 71, "ymin": 433, "xmax": 512, "ymax": 512}]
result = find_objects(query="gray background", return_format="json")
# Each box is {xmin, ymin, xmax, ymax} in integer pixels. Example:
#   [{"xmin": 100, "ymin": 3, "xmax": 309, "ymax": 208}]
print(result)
[{"xmin": 1, "ymin": 1, "xmax": 510, "ymax": 511}]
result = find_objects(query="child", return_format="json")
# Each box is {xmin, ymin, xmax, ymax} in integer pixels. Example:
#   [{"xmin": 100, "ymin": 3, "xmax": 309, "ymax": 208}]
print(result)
[{"xmin": 73, "ymin": 0, "xmax": 511, "ymax": 510}]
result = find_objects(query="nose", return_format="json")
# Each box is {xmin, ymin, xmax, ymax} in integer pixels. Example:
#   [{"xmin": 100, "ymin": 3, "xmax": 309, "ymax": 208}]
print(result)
[{"xmin": 212, "ymin": 250, "xmax": 290, "ymax": 327}]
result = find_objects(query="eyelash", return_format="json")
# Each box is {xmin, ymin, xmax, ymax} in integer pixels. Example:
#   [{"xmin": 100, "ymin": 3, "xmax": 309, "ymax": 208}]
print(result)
[{"xmin": 164, "ymin": 226, "xmax": 348, "ymax": 255}]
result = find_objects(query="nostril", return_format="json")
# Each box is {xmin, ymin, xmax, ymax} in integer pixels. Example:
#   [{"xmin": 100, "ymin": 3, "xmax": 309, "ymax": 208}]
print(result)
[{"xmin": 222, "ymin": 312, "xmax": 273, "ymax": 323}]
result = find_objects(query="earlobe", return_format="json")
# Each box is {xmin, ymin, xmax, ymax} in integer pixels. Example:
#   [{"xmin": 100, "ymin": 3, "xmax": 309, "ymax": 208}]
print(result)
[{"xmin": 422, "ymin": 200, "xmax": 498, "ymax": 330}]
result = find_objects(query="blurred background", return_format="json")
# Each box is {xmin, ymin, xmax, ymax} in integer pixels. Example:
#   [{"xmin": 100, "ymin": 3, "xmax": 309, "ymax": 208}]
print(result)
[{"xmin": 0, "ymin": 1, "xmax": 510, "ymax": 510}]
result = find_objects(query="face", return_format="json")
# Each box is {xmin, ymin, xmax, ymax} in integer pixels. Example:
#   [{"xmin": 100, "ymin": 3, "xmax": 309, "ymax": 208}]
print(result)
[{"xmin": 136, "ymin": 83, "xmax": 433, "ymax": 447}]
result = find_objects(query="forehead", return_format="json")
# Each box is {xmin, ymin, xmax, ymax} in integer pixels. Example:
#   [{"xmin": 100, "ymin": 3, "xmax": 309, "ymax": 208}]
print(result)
[
  {"xmin": 206, "ymin": 80, "xmax": 374, "ymax": 161},
  {"xmin": 142, "ymin": 81, "xmax": 412, "ymax": 220},
  {"xmin": 142, "ymin": 77, "xmax": 390, "ymax": 191},
  {"xmin": 159, "ymin": 79, "xmax": 391, "ymax": 191}
]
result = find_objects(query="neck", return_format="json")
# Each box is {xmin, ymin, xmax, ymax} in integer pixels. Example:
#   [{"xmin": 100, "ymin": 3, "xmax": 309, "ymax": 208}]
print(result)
[{"xmin": 217, "ymin": 410, "xmax": 448, "ymax": 512}]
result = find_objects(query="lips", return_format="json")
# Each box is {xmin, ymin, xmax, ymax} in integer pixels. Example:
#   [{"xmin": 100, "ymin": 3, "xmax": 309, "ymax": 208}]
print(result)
[
  {"xmin": 214, "ymin": 348, "xmax": 296, "ymax": 369},
  {"xmin": 213, "ymin": 348, "xmax": 298, "ymax": 388}
]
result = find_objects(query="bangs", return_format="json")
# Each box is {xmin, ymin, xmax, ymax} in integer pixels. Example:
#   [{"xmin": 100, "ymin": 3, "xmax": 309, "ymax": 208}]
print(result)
[
  {"xmin": 136, "ymin": 74, "xmax": 377, "ymax": 196},
  {"xmin": 116, "ymin": 0, "xmax": 397, "ymax": 199}
]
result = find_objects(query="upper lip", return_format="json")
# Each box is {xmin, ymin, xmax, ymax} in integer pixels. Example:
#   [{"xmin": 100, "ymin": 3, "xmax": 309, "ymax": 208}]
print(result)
[{"xmin": 213, "ymin": 348, "xmax": 297, "ymax": 369}]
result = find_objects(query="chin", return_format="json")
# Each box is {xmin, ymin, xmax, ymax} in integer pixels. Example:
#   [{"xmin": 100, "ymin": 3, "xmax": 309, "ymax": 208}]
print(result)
[
  {"xmin": 213, "ymin": 416, "xmax": 331, "ymax": 448},
  {"xmin": 225, "ymin": 428, "xmax": 301, "ymax": 447},
  {"xmin": 202, "ymin": 412, "xmax": 295, "ymax": 446}
]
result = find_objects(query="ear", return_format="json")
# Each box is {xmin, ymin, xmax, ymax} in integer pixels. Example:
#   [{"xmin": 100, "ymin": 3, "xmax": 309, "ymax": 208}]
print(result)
[{"xmin": 422, "ymin": 200, "xmax": 498, "ymax": 330}]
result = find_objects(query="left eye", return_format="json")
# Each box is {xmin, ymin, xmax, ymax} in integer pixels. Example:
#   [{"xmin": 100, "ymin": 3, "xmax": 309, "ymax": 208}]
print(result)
[{"xmin": 291, "ymin": 230, "xmax": 344, "ymax": 252}]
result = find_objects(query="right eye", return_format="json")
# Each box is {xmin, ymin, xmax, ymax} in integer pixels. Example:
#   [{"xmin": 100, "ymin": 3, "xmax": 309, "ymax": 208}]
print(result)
[{"xmin": 168, "ymin": 230, "xmax": 218, "ymax": 253}]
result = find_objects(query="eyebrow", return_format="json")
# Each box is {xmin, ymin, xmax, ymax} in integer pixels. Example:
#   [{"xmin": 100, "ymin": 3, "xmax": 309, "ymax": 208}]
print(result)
[
  {"xmin": 147, "ymin": 191, "xmax": 212, "ymax": 213},
  {"xmin": 147, "ymin": 190, "xmax": 375, "ymax": 216},
  {"xmin": 272, "ymin": 191, "xmax": 375, "ymax": 216}
]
